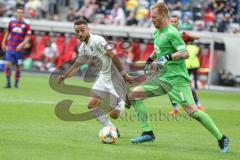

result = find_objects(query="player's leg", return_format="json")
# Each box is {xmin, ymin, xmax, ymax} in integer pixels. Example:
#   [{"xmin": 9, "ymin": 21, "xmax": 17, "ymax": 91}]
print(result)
[
  {"xmin": 15, "ymin": 65, "xmax": 21, "ymax": 88},
  {"xmin": 183, "ymin": 104, "xmax": 223, "ymax": 141},
  {"xmin": 88, "ymin": 93, "xmax": 116, "ymax": 128},
  {"xmin": 4, "ymin": 51, "xmax": 13, "ymax": 88},
  {"xmin": 183, "ymin": 104, "xmax": 229, "ymax": 152},
  {"xmin": 192, "ymin": 68, "xmax": 198, "ymax": 89},
  {"xmin": 15, "ymin": 64, "xmax": 22, "ymax": 88},
  {"xmin": 106, "ymin": 75, "xmax": 128, "ymax": 137},
  {"xmin": 175, "ymin": 85, "xmax": 229, "ymax": 152},
  {"xmin": 89, "ymin": 76, "xmax": 117, "ymax": 128},
  {"xmin": 191, "ymin": 88, "xmax": 205, "ymax": 111},
  {"xmin": 14, "ymin": 53, "xmax": 23, "ymax": 88},
  {"xmin": 109, "ymin": 109, "xmax": 120, "ymax": 119},
  {"xmin": 128, "ymin": 78, "xmax": 171, "ymax": 143},
  {"xmin": 107, "ymin": 94, "xmax": 125, "ymax": 119},
  {"xmin": 128, "ymin": 86, "xmax": 152, "ymax": 132},
  {"xmin": 128, "ymin": 85, "xmax": 155, "ymax": 143},
  {"xmin": 168, "ymin": 96, "xmax": 180, "ymax": 115},
  {"xmin": 108, "ymin": 98, "xmax": 125, "ymax": 138},
  {"xmin": 182, "ymin": 103, "xmax": 222, "ymax": 140},
  {"xmin": 188, "ymin": 69, "xmax": 204, "ymax": 111},
  {"xmin": 108, "ymin": 96, "xmax": 125, "ymax": 119},
  {"xmin": 107, "ymin": 76, "xmax": 126, "ymax": 119}
]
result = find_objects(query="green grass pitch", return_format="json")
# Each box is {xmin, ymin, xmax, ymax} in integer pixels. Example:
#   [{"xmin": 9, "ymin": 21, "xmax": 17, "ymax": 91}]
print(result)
[{"xmin": 0, "ymin": 72, "xmax": 239, "ymax": 160}]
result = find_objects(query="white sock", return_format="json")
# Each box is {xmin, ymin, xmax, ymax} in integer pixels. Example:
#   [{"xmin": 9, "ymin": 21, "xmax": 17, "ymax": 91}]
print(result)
[{"xmin": 90, "ymin": 107, "xmax": 115, "ymax": 128}]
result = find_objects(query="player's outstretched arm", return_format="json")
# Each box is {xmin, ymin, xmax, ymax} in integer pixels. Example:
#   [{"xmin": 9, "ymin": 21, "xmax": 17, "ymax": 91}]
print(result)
[
  {"xmin": 143, "ymin": 51, "xmax": 158, "ymax": 75},
  {"xmin": 57, "ymin": 60, "xmax": 82, "ymax": 84},
  {"xmin": 1, "ymin": 31, "xmax": 9, "ymax": 51},
  {"xmin": 149, "ymin": 51, "xmax": 157, "ymax": 60},
  {"xmin": 171, "ymin": 50, "xmax": 189, "ymax": 60},
  {"xmin": 105, "ymin": 50, "xmax": 134, "ymax": 84},
  {"xmin": 156, "ymin": 50, "xmax": 189, "ymax": 69},
  {"xmin": 16, "ymin": 35, "xmax": 31, "ymax": 51}
]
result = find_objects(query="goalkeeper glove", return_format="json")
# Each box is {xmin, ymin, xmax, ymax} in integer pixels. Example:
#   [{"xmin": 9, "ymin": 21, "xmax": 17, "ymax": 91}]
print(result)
[
  {"xmin": 157, "ymin": 54, "xmax": 172, "ymax": 70},
  {"xmin": 144, "ymin": 57, "xmax": 154, "ymax": 75}
]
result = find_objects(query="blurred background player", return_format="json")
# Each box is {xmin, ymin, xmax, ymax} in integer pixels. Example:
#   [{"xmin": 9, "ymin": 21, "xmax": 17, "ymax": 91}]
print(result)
[
  {"xmin": 1, "ymin": 6, "xmax": 31, "ymax": 88},
  {"xmin": 169, "ymin": 15, "xmax": 204, "ymax": 115},
  {"xmin": 0, "ymin": 27, "xmax": 5, "ymax": 57},
  {"xmin": 41, "ymin": 39, "xmax": 59, "ymax": 71}
]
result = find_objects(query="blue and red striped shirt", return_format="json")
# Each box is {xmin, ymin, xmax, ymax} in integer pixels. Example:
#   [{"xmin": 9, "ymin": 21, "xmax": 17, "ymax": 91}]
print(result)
[{"xmin": 7, "ymin": 19, "xmax": 31, "ymax": 52}]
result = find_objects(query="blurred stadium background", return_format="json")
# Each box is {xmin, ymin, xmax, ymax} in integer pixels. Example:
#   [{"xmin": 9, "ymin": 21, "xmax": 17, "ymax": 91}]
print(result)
[
  {"xmin": 0, "ymin": 0, "xmax": 240, "ymax": 160},
  {"xmin": 1, "ymin": 0, "xmax": 240, "ymax": 88}
]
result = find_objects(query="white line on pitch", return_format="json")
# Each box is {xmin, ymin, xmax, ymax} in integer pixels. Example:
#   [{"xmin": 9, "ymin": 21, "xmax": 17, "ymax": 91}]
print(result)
[{"xmin": 0, "ymin": 99, "xmax": 85, "ymax": 105}]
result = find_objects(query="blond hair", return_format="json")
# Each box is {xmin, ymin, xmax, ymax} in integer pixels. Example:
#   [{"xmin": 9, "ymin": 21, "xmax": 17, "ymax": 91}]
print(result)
[{"xmin": 151, "ymin": 2, "xmax": 169, "ymax": 17}]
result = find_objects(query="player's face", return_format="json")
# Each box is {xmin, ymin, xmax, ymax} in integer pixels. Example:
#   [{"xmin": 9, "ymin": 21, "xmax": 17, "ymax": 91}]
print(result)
[
  {"xmin": 150, "ymin": 8, "xmax": 164, "ymax": 28},
  {"xmin": 170, "ymin": 17, "xmax": 179, "ymax": 28},
  {"xmin": 74, "ymin": 24, "xmax": 89, "ymax": 42},
  {"xmin": 16, "ymin": 9, "xmax": 24, "ymax": 20}
]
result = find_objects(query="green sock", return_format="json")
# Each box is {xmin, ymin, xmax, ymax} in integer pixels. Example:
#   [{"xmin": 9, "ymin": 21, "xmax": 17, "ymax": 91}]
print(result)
[
  {"xmin": 192, "ymin": 110, "xmax": 223, "ymax": 140},
  {"xmin": 132, "ymin": 100, "xmax": 152, "ymax": 132}
]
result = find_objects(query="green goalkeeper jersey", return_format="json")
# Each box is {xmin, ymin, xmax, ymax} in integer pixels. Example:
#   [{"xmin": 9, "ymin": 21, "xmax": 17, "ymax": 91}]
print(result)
[{"xmin": 153, "ymin": 24, "xmax": 190, "ymax": 83}]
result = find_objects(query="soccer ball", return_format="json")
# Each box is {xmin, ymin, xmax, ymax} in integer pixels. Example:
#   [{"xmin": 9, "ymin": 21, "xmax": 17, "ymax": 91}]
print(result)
[{"xmin": 99, "ymin": 126, "xmax": 118, "ymax": 144}]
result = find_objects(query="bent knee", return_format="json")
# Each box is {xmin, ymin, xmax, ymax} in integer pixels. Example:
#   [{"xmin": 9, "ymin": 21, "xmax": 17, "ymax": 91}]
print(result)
[
  {"xmin": 88, "ymin": 99, "xmax": 101, "ymax": 109},
  {"xmin": 109, "ymin": 110, "xmax": 120, "ymax": 119},
  {"xmin": 128, "ymin": 87, "xmax": 146, "ymax": 100},
  {"xmin": 182, "ymin": 104, "xmax": 197, "ymax": 115}
]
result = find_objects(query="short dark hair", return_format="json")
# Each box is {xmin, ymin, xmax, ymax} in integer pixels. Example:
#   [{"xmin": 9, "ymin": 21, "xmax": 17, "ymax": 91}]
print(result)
[
  {"xmin": 74, "ymin": 18, "xmax": 88, "ymax": 26},
  {"xmin": 16, "ymin": 5, "xmax": 25, "ymax": 11},
  {"xmin": 171, "ymin": 15, "xmax": 179, "ymax": 20}
]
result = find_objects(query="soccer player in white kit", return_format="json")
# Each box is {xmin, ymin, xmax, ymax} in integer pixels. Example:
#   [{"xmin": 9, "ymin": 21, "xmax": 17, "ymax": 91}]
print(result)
[{"xmin": 58, "ymin": 19, "xmax": 133, "ymax": 133}]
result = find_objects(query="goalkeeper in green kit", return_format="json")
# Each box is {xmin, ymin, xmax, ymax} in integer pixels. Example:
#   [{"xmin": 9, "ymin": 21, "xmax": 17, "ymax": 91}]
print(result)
[{"xmin": 127, "ymin": 2, "xmax": 229, "ymax": 153}]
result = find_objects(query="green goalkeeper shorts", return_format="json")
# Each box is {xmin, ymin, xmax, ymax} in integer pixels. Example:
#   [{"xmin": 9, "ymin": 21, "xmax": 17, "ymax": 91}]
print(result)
[{"xmin": 139, "ymin": 73, "xmax": 195, "ymax": 106}]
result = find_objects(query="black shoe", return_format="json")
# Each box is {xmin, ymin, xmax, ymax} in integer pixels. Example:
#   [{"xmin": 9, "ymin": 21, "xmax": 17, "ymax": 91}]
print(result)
[
  {"xmin": 14, "ymin": 84, "xmax": 19, "ymax": 88},
  {"xmin": 116, "ymin": 128, "xmax": 120, "ymax": 138},
  {"xmin": 125, "ymin": 95, "xmax": 131, "ymax": 109},
  {"xmin": 4, "ymin": 84, "xmax": 11, "ymax": 88},
  {"xmin": 130, "ymin": 131, "xmax": 155, "ymax": 143},
  {"xmin": 142, "ymin": 131, "xmax": 155, "ymax": 138},
  {"xmin": 218, "ymin": 135, "xmax": 229, "ymax": 153}
]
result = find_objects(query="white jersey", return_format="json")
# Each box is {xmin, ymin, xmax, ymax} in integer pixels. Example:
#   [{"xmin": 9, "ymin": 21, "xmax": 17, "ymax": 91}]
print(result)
[
  {"xmin": 77, "ymin": 34, "xmax": 114, "ymax": 80},
  {"xmin": 76, "ymin": 34, "xmax": 126, "ymax": 112}
]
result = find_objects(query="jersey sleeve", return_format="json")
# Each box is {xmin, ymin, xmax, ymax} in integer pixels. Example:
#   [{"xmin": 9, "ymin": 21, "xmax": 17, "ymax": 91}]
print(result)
[
  {"xmin": 25, "ymin": 24, "xmax": 31, "ymax": 35},
  {"xmin": 168, "ymin": 31, "xmax": 186, "ymax": 52},
  {"xmin": 7, "ymin": 21, "xmax": 12, "ymax": 32},
  {"xmin": 95, "ymin": 36, "xmax": 112, "ymax": 55},
  {"xmin": 77, "ymin": 44, "xmax": 84, "ymax": 53},
  {"xmin": 75, "ymin": 44, "xmax": 84, "ymax": 63}
]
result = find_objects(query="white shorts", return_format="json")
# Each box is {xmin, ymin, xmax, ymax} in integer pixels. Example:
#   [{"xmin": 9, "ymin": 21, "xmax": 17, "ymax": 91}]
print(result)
[{"xmin": 92, "ymin": 75, "xmax": 126, "ymax": 112}]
